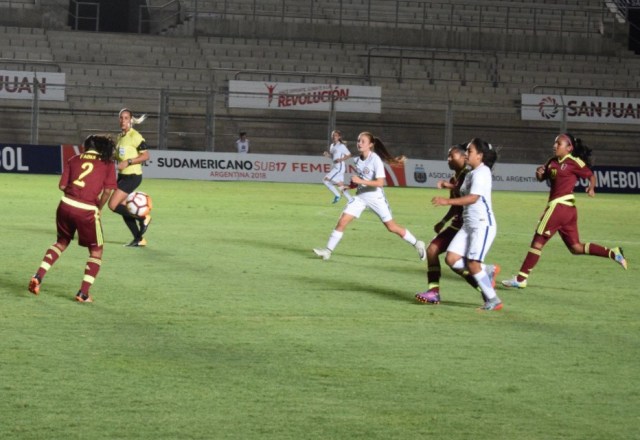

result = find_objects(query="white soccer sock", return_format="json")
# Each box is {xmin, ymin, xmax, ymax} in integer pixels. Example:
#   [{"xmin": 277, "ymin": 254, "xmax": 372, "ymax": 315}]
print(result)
[
  {"xmin": 327, "ymin": 230, "xmax": 343, "ymax": 251},
  {"xmin": 472, "ymin": 270, "xmax": 497, "ymax": 300},
  {"xmin": 343, "ymin": 191, "xmax": 354, "ymax": 202},
  {"xmin": 402, "ymin": 230, "xmax": 417, "ymax": 245},
  {"xmin": 323, "ymin": 181, "xmax": 341, "ymax": 198}
]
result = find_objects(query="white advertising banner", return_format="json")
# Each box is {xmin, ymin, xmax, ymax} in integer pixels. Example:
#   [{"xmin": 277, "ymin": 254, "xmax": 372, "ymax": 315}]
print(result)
[
  {"xmin": 228, "ymin": 80, "xmax": 382, "ymax": 113},
  {"xmin": 143, "ymin": 151, "xmax": 548, "ymax": 192},
  {"xmin": 521, "ymin": 94, "xmax": 640, "ymax": 125},
  {"xmin": 405, "ymin": 159, "xmax": 545, "ymax": 192},
  {"xmin": 0, "ymin": 70, "xmax": 66, "ymax": 101}
]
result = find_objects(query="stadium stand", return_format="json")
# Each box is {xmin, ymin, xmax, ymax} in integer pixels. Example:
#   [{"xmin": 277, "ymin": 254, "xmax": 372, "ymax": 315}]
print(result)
[{"xmin": 0, "ymin": 0, "xmax": 638, "ymax": 165}]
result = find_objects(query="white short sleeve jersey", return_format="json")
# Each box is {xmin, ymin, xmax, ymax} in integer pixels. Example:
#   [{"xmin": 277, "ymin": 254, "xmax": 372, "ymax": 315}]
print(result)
[
  {"xmin": 461, "ymin": 163, "xmax": 495, "ymax": 226},
  {"xmin": 236, "ymin": 139, "xmax": 250, "ymax": 153},
  {"xmin": 330, "ymin": 142, "xmax": 350, "ymax": 161},
  {"xmin": 354, "ymin": 152, "xmax": 385, "ymax": 196}
]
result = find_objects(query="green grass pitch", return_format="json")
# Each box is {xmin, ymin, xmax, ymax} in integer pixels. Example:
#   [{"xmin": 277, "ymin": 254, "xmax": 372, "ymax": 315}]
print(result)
[{"xmin": 1, "ymin": 174, "xmax": 637, "ymax": 439}]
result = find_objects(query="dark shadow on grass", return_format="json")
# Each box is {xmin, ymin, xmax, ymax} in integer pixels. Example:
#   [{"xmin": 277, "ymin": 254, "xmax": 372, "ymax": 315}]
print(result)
[
  {"xmin": 104, "ymin": 239, "xmax": 154, "ymax": 248},
  {"xmin": 293, "ymin": 274, "xmax": 412, "ymax": 302},
  {"xmin": 436, "ymin": 299, "xmax": 482, "ymax": 309},
  {"xmin": 5, "ymin": 276, "xmax": 84, "ymax": 303},
  {"xmin": 223, "ymin": 235, "xmax": 420, "ymax": 263},
  {"xmin": 224, "ymin": 235, "xmax": 483, "ymax": 308},
  {"xmin": 3, "ymin": 276, "xmax": 35, "ymax": 299},
  {"xmin": 104, "ymin": 240, "xmax": 177, "ymax": 260},
  {"xmin": 293, "ymin": 274, "xmax": 481, "ymax": 309},
  {"xmin": 334, "ymin": 251, "xmax": 417, "ymax": 263},
  {"xmin": 216, "ymin": 235, "xmax": 483, "ymax": 308}
]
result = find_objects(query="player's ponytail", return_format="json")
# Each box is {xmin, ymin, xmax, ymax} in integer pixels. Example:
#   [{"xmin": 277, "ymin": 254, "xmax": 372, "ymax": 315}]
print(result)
[
  {"xmin": 119, "ymin": 108, "xmax": 147, "ymax": 126},
  {"xmin": 563, "ymin": 132, "xmax": 592, "ymax": 167},
  {"xmin": 469, "ymin": 138, "xmax": 498, "ymax": 169},
  {"xmin": 360, "ymin": 132, "xmax": 405, "ymax": 164}
]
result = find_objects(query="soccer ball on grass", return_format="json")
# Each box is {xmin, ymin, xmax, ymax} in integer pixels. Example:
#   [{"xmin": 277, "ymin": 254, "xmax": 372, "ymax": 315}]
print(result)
[{"xmin": 126, "ymin": 191, "xmax": 152, "ymax": 217}]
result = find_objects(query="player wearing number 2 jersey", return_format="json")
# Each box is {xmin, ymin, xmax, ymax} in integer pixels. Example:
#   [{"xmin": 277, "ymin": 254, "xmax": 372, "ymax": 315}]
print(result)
[{"xmin": 28, "ymin": 135, "xmax": 117, "ymax": 303}]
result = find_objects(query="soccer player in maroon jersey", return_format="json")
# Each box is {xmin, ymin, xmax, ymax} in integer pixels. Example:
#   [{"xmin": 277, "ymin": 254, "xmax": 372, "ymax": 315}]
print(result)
[
  {"xmin": 502, "ymin": 133, "xmax": 627, "ymax": 289},
  {"xmin": 28, "ymin": 135, "xmax": 117, "ymax": 303},
  {"xmin": 415, "ymin": 143, "xmax": 500, "ymax": 304}
]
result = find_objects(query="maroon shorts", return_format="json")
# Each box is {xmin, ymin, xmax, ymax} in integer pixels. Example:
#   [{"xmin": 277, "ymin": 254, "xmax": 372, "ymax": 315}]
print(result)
[
  {"xmin": 429, "ymin": 225, "xmax": 460, "ymax": 254},
  {"xmin": 56, "ymin": 200, "xmax": 103, "ymax": 248},
  {"xmin": 535, "ymin": 203, "xmax": 579, "ymax": 246}
]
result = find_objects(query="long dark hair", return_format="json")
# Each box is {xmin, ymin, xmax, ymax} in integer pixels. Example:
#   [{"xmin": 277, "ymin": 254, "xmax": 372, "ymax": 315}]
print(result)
[
  {"xmin": 468, "ymin": 137, "xmax": 497, "ymax": 169},
  {"xmin": 359, "ymin": 132, "xmax": 405, "ymax": 165},
  {"xmin": 84, "ymin": 135, "xmax": 115, "ymax": 162},
  {"xmin": 561, "ymin": 132, "xmax": 592, "ymax": 167}
]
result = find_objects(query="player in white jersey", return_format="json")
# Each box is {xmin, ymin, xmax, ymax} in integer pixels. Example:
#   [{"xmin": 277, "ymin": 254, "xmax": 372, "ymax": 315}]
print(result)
[
  {"xmin": 322, "ymin": 130, "xmax": 353, "ymax": 204},
  {"xmin": 313, "ymin": 132, "xmax": 426, "ymax": 261},
  {"xmin": 431, "ymin": 138, "xmax": 502, "ymax": 311}
]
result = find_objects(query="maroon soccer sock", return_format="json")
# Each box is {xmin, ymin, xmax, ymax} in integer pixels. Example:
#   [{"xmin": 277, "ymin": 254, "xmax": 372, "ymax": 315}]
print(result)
[
  {"xmin": 35, "ymin": 244, "xmax": 63, "ymax": 280},
  {"xmin": 517, "ymin": 248, "xmax": 542, "ymax": 283},
  {"xmin": 584, "ymin": 243, "xmax": 611, "ymax": 258},
  {"xmin": 79, "ymin": 257, "xmax": 101, "ymax": 295}
]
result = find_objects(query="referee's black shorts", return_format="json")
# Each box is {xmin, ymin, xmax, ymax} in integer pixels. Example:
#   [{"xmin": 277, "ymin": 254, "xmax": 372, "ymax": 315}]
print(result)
[{"xmin": 117, "ymin": 174, "xmax": 142, "ymax": 194}]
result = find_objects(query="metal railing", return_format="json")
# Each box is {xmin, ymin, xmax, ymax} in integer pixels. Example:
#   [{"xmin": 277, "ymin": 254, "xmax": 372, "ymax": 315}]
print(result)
[
  {"xmin": 184, "ymin": 0, "xmax": 608, "ymax": 38},
  {"xmin": 138, "ymin": 0, "xmax": 183, "ymax": 34},
  {"xmin": 68, "ymin": 0, "xmax": 99, "ymax": 31},
  {"xmin": 609, "ymin": 0, "xmax": 640, "ymax": 50},
  {"xmin": 363, "ymin": 46, "xmax": 492, "ymax": 85},
  {"xmin": 3, "ymin": 77, "xmax": 640, "ymax": 165}
]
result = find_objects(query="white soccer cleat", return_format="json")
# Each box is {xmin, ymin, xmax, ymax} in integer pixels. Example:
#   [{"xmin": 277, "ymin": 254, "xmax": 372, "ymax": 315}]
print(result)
[
  {"xmin": 313, "ymin": 248, "xmax": 332, "ymax": 260},
  {"xmin": 415, "ymin": 240, "xmax": 427, "ymax": 261}
]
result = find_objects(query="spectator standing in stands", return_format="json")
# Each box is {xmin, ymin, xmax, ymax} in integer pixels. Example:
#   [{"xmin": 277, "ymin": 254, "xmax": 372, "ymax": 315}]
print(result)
[
  {"xmin": 236, "ymin": 132, "xmax": 250, "ymax": 153},
  {"xmin": 28, "ymin": 135, "xmax": 117, "ymax": 303},
  {"xmin": 313, "ymin": 131, "xmax": 426, "ymax": 261},
  {"xmin": 502, "ymin": 133, "xmax": 627, "ymax": 289},
  {"xmin": 431, "ymin": 138, "xmax": 502, "ymax": 311},
  {"xmin": 322, "ymin": 129, "xmax": 353, "ymax": 204},
  {"xmin": 109, "ymin": 108, "xmax": 152, "ymax": 247}
]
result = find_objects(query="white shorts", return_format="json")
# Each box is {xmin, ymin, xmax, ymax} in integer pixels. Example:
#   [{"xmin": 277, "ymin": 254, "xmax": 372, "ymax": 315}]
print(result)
[
  {"xmin": 324, "ymin": 164, "xmax": 346, "ymax": 183},
  {"xmin": 447, "ymin": 224, "xmax": 496, "ymax": 262},
  {"xmin": 343, "ymin": 192, "xmax": 393, "ymax": 223}
]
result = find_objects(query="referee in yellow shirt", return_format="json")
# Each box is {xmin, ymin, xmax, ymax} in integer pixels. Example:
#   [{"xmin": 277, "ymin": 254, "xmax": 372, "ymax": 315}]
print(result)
[{"xmin": 108, "ymin": 108, "xmax": 152, "ymax": 247}]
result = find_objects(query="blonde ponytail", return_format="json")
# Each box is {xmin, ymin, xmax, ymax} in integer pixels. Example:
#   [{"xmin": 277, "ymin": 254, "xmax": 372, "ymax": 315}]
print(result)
[{"xmin": 119, "ymin": 108, "xmax": 147, "ymax": 126}]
